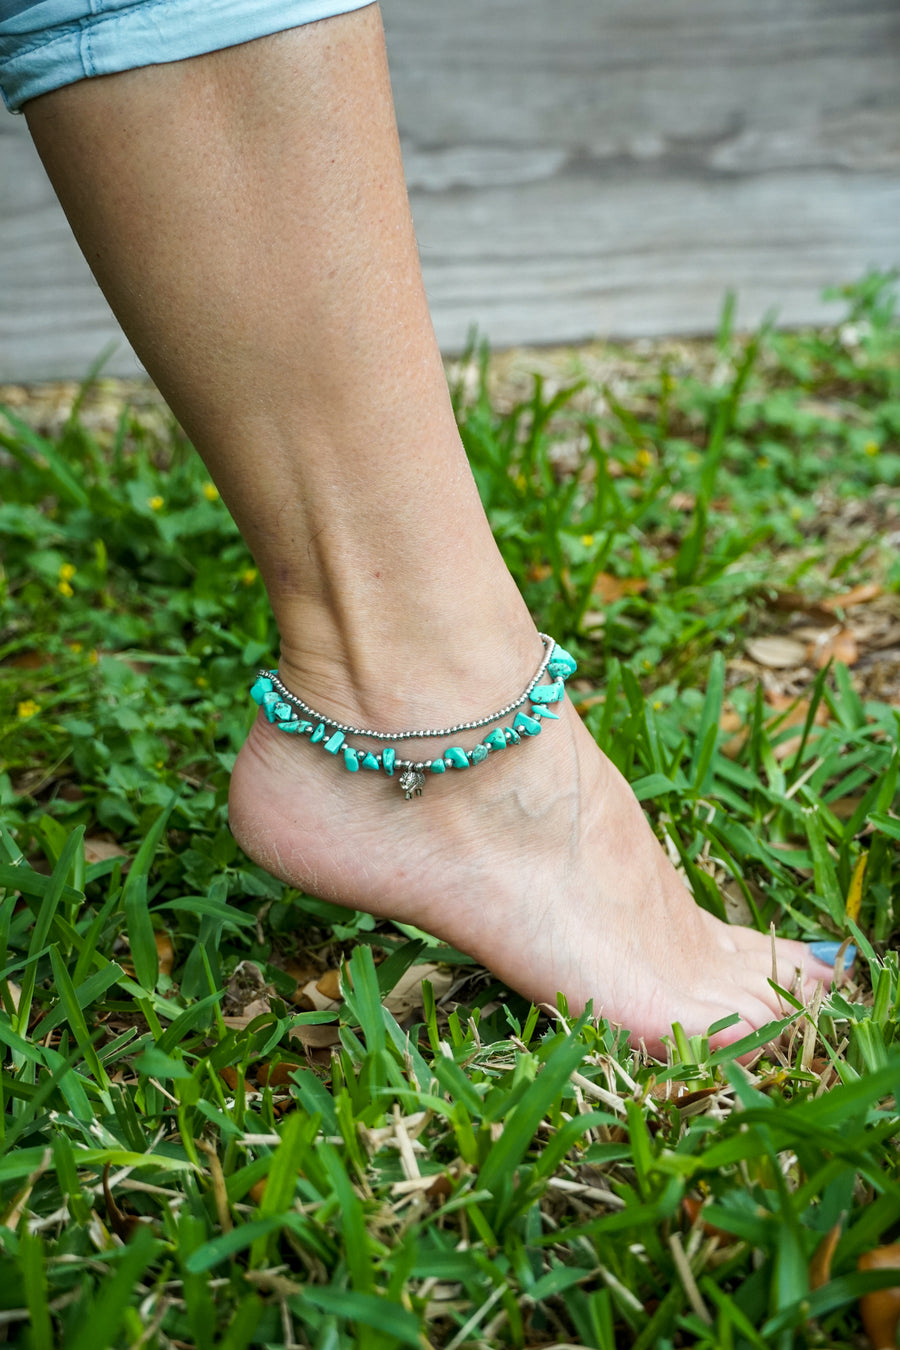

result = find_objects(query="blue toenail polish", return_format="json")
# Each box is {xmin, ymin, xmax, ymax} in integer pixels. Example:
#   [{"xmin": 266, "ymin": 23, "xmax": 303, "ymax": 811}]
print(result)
[{"xmin": 808, "ymin": 941, "xmax": 857, "ymax": 967}]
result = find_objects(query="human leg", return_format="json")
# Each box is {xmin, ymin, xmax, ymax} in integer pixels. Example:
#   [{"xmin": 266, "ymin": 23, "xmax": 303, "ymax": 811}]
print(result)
[{"xmin": 23, "ymin": 6, "xmax": 838, "ymax": 1054}]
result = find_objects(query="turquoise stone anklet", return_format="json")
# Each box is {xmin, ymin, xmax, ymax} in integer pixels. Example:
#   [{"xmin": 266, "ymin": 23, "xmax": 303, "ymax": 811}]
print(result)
[{"xmin": 250, "ymin": 634, "xmax": 577, "ymax": 800}]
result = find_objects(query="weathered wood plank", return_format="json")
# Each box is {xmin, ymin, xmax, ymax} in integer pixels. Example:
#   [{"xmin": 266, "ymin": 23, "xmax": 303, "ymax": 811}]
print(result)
[{"xmin": 1, "ymin": 0, "xmax": 898, "ymax": 380}]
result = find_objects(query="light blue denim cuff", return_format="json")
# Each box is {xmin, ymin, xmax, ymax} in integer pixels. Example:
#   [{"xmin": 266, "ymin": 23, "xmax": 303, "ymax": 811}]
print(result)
[{"xmin": 1, "ymin": 0, "xmax": 376, "ymax": 111}]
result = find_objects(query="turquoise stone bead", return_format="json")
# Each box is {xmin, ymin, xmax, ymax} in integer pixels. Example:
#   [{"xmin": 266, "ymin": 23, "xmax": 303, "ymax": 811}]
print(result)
[
  {"xmin": 250, "ymin": 676, "xmax": 273, "ymax": 705},
  {"xmin": 470, "ymin": 744, "xmax": 489, "ymax": 764},
  {"xmin": 343, "ymin": 747, "xmax": 359, "ymax": 772},
  {"xmin": 273, "ymin": 701, "xmax": 292, "ymax": 722},
  {"xmin": 324, "ymin": 730, "xmax": 345, "ymax": 754},
  {"xmin": 514, "ymin": 711, "xmax": 541, "ymax": 737},
  {"xmin": 445, "ymin": 747, "xmax": 469, "ymax": 768},
  {"xmin": 383, "ymin": 746, "xmax": 396, "ymax": 776},
  {"xmin": 484, "ymin": 728, "xmax": 506, "ymax": 751},
  {"xmin": 505, "ymin": 726, "xmax": 520, "ymax": 745},
  {"xmin": 431, "ymin": 758, "xmax": 446, "ymax": 774},
  {"xmin": 547, "ymin": 643, "xmax": 577, "ymax": 678},
  {"xmin": 531, "ymin": 706, "xmax": 560, "ymax": 720},
  {"xmin": 310, "ymin": 723, "xmax": 326, "ymax": 743},
  {"xmin": 262, "ymin": 691, "xmax": 280, "ymax": 723},
  {"xmin": 280, "ymin": 718, "xmax": 309, "ymax": 734},
  {"xmin": 531, "ymin": 679, "xmax": 565, "ymax": 704},
  {"xmin": 361, "ymin": 752, "xmax": 380, "ymax": 770}
]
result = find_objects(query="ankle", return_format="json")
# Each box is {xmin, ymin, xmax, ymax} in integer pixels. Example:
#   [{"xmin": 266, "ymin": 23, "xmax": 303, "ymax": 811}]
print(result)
[{"xmin": 273, "ymin": 599, "xmax": 544, "ymax": 734}]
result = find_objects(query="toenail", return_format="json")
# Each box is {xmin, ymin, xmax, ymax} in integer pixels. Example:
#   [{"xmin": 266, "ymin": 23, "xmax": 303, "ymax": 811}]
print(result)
[{"xmin": 808, "ymin": 940, "xmax": 857, "ymax": 968}]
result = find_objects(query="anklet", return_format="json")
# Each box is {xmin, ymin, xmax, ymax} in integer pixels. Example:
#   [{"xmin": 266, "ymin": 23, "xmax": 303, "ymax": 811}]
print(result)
[{"xmin": 249, "ymin": 634, "xmax": 577, "ymax": 799}]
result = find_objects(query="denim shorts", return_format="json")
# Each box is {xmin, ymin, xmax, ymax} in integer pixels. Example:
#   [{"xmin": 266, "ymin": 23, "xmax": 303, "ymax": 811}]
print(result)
[{"xmin": 0, "ymin": 0, "xmax": 376, "ymax": 111}]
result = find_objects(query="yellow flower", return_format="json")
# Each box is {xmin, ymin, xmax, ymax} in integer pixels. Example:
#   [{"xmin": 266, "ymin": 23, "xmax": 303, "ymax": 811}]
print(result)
[
  {"xmin": 790, "ymin": 504, "xmax": 803, "ymax": 520},
  {"xmin": 69, "ymin": 641, "xmax": 83, "ymax": 653},
  {"xmin": 580, "ymin": 534, "xmax": 595, "ymax": 548},
  {"xmin": 17, "ymin": 699, "xmax": 39, "ymax": 719},
  {"xmin": 58, "ymin": 581, "xmax": 74, "ymax": 598},
  {"xmin": 59, "ymin": 562, "xmax": 76, "ymax": 581},
  {"xmin": 864, "ymin": 440, "xmax": 879, "ymax": 457},
  {"xmin": 756, "ymin": 456, "xmax": 770, "ymax": 469},
  {"xmin": 195, "ymin": 676, "xmax": 209, "ymax": 688},
  {"xmin": 514, "ymin": 473, "xmax": 528, "ymax": 492},
  {"xmin": 88, "ymin": 650, "xmax": 99, "ymax": 665},
  {"xmin": 241, "ymin": 568, "xmax": 258, "ymax": 587},
  {"xmin": 202, "ymin": 483, "xmax": 219, "ymax": 501},
  {"xmin": 148, "ymin": 495, "xmax": 164, "ymax": 511}
]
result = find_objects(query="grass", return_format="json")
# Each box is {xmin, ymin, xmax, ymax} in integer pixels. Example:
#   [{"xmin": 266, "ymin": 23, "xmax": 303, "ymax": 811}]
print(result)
[{"xmin": 0, "ymin": 272, "xmax": 899, "ymax": 1348}]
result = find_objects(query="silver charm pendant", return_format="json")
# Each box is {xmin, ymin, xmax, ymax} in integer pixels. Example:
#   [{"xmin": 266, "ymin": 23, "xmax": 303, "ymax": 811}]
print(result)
[{"xmin": 399, "ymin": 770, "xmax": 426, "ymax": 799}]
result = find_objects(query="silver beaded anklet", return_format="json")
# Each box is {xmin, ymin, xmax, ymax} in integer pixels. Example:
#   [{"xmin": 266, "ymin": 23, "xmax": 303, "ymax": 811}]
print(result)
[{"xmin": 249, "ymin": 634, "xmax": 577, "ymax": 799}]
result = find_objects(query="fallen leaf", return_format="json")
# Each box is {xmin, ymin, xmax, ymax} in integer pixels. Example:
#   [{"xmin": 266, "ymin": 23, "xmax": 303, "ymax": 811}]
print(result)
[
  {"xmin": 103, "ymin": 1164, "xmax": 144, "ymax": 1242},
  {"xmin": 858, "ymin": 1245, "xmax": 900, "ymax": 1349},
  {"xmin": 154, "ymin": 931, "xmax": 175, "ymax": 978},
  {"xmin": 222, "ymin": 996, "xmax": 271, "ymax": 1030},
  {"xmin": 745, "ymin": 636, "xmax": 808, "ymax": 669},
  {"xmin": 382, "ymin": 963, "xmax": 454, "ymax": 1021},
  {"xmin": 810, "ymin": 627, "xmax": 859, "ymax": 668},
  {"xmin": 256, "ymin": 1062, "xmax": 295, "ymax": 1088},
  {"xmin": 772, "ymin": 592, "xmax": 840, "ymax": 622},
  {"xmin": 526, "ymin": 562, "xmax": 553, "ymax": 583},
  {"xmin": 721, "ymin": 693, "xmax": 830, "ymax": 762},
  {"xmin": 591, "ymin": 572, "xmax": 648, "ymax": 604},
  {"xmin": 810, "ymin": 1222, "xmax": 842, "ymax": 1290},
  {"xmin": 718, "ymin": 708, "xmax": 744, "ymax": 734},
  {"xmin": 822, "ymin": 582, "xmax": 882, "ymax": 611},
  {"xmin": 7, "ymin": 651, "xmax": 50, "ymax": 669},
  {"xmin": 83, "ymin": 837, "xmax": 130, "ymax": 866},
  {"xmin": 315, "ymin": 969, "xmax": 343, "ymax": 1001},
  {"xmin": 288, "ymin": 1020, "xmax": 341, "ymax": 1050}
]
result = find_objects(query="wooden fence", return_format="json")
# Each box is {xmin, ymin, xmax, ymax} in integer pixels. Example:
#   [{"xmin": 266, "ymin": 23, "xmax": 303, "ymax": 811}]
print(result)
[{"xmin": 1, "ymin": 0, "xmax": 898, "ymax": 380}]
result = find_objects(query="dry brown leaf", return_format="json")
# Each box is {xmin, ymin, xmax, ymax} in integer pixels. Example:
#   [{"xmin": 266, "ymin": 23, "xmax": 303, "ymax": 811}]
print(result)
[
  {"xmin": 222, "ymin": 996, "xmax": 272, "ymax": 1031},
  {"xmin": 810, "ymin": 627, "xmax": 859, "ymax": 668},
  {"xmin": 103, "ymin": 1164, "xmax": 144, "ymax": 1242},
  {"xmin": 6, "ymin": 651, "xmax": 49, "ymax": 670},
  {"xmin": 219, "ymin": 1066, "xmax": 241, "ymax": 1092},
  {"xmin": 745, "ymin": 636, "xmax": 808, "ymax": 669},
  {"xmin": 288, "ymin": 1021, "xmax": 342, "ymax": 1050},
  {"xmin": 154, "ymin": 931, "xmax": 175, "ymax": 978},
  {"xmin": 721, "ymin": 880, "xmax": 754, "ymax": 926},
  {"xmin": 256, "ymin": 1062, "xmax": 295, "ymax": 1088},
  {"xmin": 591, "ymin": 572, "xmax": 649, "ymax": 604},
  {"xmin": 858, "ymin": 1245, "xmax": 900, "ymax": 1348},
  {"xmin": 721, "ymin": 694, "xmax": 830, "ymax": 763},
  {"xmin": 772, "ymin": 592, "xmax": 839, "ymax": 622},
  {"xmin": 718, "ymin": 708, "xmax": 744, "ymax": 734},
  {"xmin": 526, "ymin": 562, "xmax": 553, "ymax": 584},
  {"xmin": 83, "ymin": 837, "xmax": 130, "ymax": 866},
  {"xmin": 315, "ymin": 969, "xmax": 343, "ymax": 1001},
  {"xmin": 382, "ymin": 963, "xmax": 454, "ymax": 1020},
  {"xmin": 822, "ymin": 582, "xmax": 882, "ymax": 611},
  {"xmin": 810, "ymin": 1222, "xmax": 842, "ymax": 1290}
]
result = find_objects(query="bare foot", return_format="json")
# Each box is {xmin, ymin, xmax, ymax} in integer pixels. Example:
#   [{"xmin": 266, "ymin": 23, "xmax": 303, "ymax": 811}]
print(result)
[{"xmin": 229, "ymin": 648, "xmax": 836, "ymax": 1058}]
